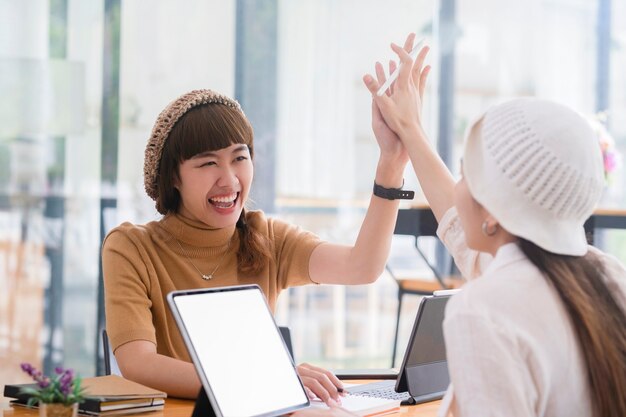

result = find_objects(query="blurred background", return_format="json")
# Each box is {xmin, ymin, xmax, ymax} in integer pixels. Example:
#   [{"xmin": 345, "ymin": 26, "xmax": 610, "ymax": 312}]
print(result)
[{"xmin": 1, "ymin": 0, "xmax": 625, "ymax": 388}]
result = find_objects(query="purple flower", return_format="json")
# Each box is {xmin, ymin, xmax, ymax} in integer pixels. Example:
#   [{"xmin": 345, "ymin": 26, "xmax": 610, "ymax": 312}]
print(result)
[
  {"xmin": 21, "ymin": 364, "xmax": 49, "ymax": 387},
  {"xmin": 20, "ymin": 363, "xmax": 35, "ymax": 377},
  {"xmin": 19, "ymin": 362, "xmax": 85, "ymax": 405},
  {"xmin": 60, "ymin": 381, "xmax": 71, "ymax": 396},
  {"xmin": 60, "ymin": 372, "xmax": 72, "ymax": 387},
  {"xmin": 38, "ymin": 378, "xmax": 50, "ymax": 389}
]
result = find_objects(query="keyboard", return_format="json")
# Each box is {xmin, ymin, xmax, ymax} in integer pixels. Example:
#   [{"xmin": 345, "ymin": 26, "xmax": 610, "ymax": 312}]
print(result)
[{"xmin": 346, "ymin": 380, "xmax": 415, "ymax": 405}]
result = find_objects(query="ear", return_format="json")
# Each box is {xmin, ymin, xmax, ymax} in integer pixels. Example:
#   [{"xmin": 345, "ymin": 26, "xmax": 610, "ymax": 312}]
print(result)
[{"xmin": 484, "ymin": 214, "xmax": 499, "ymax": 228}]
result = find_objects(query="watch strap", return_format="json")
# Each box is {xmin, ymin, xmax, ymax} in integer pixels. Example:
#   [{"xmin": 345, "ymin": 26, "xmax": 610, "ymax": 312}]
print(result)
[{"xmin": 373, "ymin": 181, "xmax": 415, "ymax": 200}]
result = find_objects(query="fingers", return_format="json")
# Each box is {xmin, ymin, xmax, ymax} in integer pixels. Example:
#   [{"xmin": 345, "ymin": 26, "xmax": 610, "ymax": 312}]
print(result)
[
  {"xmin": 363, "ymin": 72, "xmax": 380, "ymax": 95},
  {"xmin": 390, "ymin": 42, "xmax": 413, "ymax": 89},
  {"xmin": 326, "ymin": 398, "xmax": 340, "ymax": 408},
  {"xmin": 302, "ymin": 362, "xmax": 343, "ymax": 391},
  {"xmin": 373, "ymin": 35, "xmax": 414, "ymax": 97},
  {"xmin": 419, "ymin": 65, "xmax": 431, "ymax": 100},
  {"xmin": 388, "ymin": 60, "xmax": 397, "ymax": 96},
  {"xmin": 414, "ymin": 45, "xmax": 430, "ymax": 74},
  {"xmin": 363, "ymin": 74, "xmax": 393, "ymax": 111},
  {"xmin": 411, "ymin": 46, "xmax": 430, "ymax": 88},
  {"xmin": 375, "ymin": 61, "xmax": 387, "ymax": 92},
  {"xmin": 297, "ymin": 363, "xmax": 344, "ymax": 405},
  {"xmin": 402, "ymin": 32, "xmax": 416, "ymax": 53},
  {"xmin": 371, "ymin": 99, "xmax": 382, "ymax": 125},
  {"xmin": 304, "ymin": 386, "xmax": 316, "ymax": 400},
  {"xmin": 364, "ymin": 34, "xmax": 429, "ymax": 107},
  {"xmin": 323, "ymin": 367, "xmax": 343, "ymax": 390},
  {"xmin": 302, "ymin": 377, "xmax": 336, "ymax": 404}
]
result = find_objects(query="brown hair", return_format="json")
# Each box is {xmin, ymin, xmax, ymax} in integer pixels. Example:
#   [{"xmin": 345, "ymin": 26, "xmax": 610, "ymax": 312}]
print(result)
[
  {"xmin": 156, "ymin": 103, "xmax": 272, "ymax": 275},
  {"xmin": 519, "ymin": 239, "xmax": 626, "ymax": 417}
]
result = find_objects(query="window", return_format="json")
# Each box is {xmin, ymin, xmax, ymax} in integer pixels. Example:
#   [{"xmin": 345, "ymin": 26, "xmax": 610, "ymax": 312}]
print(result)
[{"xmin": 1, "ymin": 0, "xmax": 623, "ymax": 380}]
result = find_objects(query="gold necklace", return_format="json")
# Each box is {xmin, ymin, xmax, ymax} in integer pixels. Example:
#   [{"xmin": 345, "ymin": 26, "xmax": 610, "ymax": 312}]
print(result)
[{"xmin": 174, "ymin": 237, "xmax": 232, "ymax": 281}]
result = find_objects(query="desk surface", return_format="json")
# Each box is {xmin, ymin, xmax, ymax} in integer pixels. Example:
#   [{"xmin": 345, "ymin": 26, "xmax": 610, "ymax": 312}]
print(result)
[{"xmin": 1, "ymin": 397, "xmax": 442, "ymax": 417}]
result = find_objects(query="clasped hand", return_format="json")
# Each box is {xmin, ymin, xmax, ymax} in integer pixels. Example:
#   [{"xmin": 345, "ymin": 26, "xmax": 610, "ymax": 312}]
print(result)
[{"xmin": 363, "ymin": 33, "xmax": 431, "ymax": 143}]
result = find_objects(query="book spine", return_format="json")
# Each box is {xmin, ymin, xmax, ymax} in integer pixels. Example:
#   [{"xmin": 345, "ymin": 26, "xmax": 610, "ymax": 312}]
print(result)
[
  {"xmin": 3, "ymin": 384, "xmax": 35, "ymax": 402},
  {"xmin": 78, "ymin": 399, "xmax": 103, "ymax": 413}
]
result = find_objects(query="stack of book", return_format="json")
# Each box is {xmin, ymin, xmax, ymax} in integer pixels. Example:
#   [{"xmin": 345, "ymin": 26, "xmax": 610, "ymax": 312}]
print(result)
[{"xmin": 4, "ymin": 375, "xmax": 166, "ymax": 416}]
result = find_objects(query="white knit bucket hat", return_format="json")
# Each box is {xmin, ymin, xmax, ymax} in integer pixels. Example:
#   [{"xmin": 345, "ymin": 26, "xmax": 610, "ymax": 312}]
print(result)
[{"xmin": 463, "ymin": 98, "xmax": 605, "ymax": 256}]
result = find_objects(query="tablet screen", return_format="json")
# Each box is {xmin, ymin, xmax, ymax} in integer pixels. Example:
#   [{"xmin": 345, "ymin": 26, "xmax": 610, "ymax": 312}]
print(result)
[{"xmin": 168, "ymin": 286, "xmax": 309, "ymax": 417}]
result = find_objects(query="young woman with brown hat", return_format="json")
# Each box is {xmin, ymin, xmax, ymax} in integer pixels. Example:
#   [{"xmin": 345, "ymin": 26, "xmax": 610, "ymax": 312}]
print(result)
[{"xmin": 102, "ymin": 43, "xmax": 429, "ymax": 404}]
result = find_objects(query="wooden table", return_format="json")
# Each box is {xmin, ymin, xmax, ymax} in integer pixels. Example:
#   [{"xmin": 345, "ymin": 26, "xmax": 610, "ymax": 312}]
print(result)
[{"xmin": 1, "ymin": 397, "xmax": 442, "ymax": 417}]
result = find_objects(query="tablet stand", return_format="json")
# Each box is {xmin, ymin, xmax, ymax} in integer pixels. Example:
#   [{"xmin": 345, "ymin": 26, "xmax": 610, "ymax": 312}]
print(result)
[{"xmin": 191, "ymin": 388, "xmax": 217, "ymax": 417}]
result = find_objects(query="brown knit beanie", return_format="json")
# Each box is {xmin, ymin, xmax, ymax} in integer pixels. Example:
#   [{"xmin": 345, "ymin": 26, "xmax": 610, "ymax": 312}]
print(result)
[{"xmin": 143, "ymin": 89, "xmax": 244, "ymax": 201}]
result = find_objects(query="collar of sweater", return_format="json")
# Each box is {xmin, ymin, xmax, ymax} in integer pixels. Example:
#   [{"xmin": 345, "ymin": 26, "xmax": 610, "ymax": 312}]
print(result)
[{"xmin": 159, "ymin": 212, "xmax": 237, "ymax": 248}]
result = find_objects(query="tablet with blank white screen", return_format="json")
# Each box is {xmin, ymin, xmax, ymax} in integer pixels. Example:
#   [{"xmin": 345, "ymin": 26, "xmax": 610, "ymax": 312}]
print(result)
[{"xmin": 167, "ymin": 285, "xmax": 310, "ymax": 417}]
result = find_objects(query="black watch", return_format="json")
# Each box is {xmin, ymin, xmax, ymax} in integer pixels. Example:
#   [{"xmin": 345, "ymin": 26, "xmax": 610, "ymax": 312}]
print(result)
[{"xmin": 373, "ymin": 181, "xmax": 415, "ymax": 200}]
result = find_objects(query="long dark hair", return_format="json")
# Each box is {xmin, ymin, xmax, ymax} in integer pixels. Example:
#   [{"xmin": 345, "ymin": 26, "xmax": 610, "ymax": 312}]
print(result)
[
  {"xmin": 156, "ymin": 103, "xmax": 272, "ymax": 274},
  {"xmin": 518, "ymin": 239, "xmax": 626, "ymax": 417}
]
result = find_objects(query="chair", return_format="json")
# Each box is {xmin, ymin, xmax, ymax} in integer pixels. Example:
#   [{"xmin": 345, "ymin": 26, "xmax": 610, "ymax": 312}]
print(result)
[
  {"xmin": 278, "ymin": 326, "xmax": 295, "ymax": 362},
  {"xmin": 389, "ymin": 208, "xmax": 462, "ymax": 367},
  {"xmin": 102, "ymin": 329, "xmax": 123, "ymax": 376}
]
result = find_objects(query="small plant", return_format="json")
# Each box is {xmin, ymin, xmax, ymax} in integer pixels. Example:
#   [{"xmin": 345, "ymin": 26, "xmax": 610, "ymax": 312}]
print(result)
[{"xmin": 20, "ymin": 363, "xmax": 86, "ymax": 406}]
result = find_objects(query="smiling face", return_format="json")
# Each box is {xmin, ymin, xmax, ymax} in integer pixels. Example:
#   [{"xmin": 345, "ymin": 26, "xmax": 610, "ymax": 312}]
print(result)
[
  {"xmin": 155, "ymin": 103, "xmax": 255, "ymax": 223},
  {"xmin": 176, "ymin": 144, "xmax": 253, "ymax": 228}
]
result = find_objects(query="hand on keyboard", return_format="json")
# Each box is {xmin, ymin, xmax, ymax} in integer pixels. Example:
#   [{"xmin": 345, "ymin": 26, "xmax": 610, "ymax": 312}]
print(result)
[{"xmin": 297, "ymin": 363, "xmax": 345, "ymax": 406}]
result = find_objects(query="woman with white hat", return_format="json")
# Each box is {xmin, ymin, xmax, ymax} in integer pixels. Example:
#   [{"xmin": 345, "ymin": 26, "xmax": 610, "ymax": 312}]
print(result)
[{"xmin": 362, "ymin": 35, "xmax": 626, "ymax": 417}]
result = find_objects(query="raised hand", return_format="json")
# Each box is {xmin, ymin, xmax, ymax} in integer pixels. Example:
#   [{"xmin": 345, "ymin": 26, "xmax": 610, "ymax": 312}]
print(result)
[
  {"xmin": 363, "ymin": 33, "xmax": 456, "ymax": 223},
  {"xmin": 363, "ymin": 33, "xmax": 431, "ymax": 140},
  {"xmin": 370, "ymin": 60, "xmax": 408, "ymax": 166}
]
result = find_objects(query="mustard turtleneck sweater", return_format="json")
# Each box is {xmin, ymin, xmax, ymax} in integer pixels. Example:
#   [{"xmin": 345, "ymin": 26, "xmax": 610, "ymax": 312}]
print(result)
[{"xmin": 102, "ymin": 210, "xmax": 322, "ymax": 361}]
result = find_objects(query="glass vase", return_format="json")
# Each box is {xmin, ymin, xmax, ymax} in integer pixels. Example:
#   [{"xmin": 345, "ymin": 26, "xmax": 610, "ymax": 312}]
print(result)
[{"xmin": 38, "ymin": 403, "xmax": 78, "ymax": 417}]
